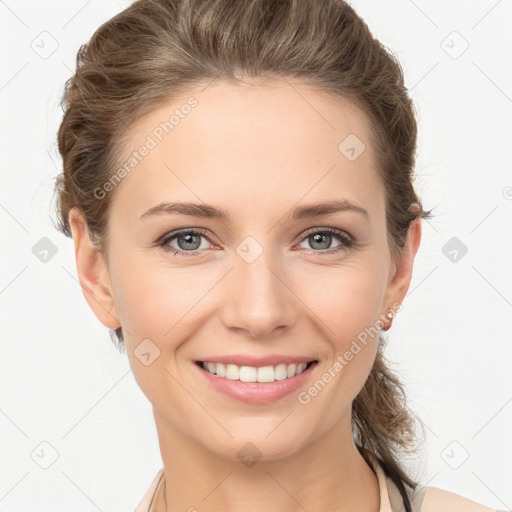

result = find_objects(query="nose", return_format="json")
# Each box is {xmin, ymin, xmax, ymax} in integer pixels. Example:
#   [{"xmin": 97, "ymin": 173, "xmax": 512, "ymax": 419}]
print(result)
[{"xmin": 219, "ymin": 247, "xmax": 298, "ymax": 339}]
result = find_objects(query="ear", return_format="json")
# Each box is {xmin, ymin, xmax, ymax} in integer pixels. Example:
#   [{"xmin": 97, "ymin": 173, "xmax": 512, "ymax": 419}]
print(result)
[
  {"xmin": 381, "ymin": 217, "xmax": 422, "ymax": 315},
  {"xmin": 68, "ymin": 207, "xmax": 120, "ymax": 330}
]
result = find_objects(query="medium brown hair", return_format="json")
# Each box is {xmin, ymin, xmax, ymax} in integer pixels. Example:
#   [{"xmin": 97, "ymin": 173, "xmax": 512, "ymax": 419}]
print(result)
[{"xmin": 52, "ymin": 0, "xmax": 433, "ymax": 509}]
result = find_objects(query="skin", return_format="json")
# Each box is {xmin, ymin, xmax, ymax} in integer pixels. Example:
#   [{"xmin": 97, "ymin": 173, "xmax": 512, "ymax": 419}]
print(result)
[{"xmin": 69, "ymin": 79, "xmax": 421, "ymax": 512}]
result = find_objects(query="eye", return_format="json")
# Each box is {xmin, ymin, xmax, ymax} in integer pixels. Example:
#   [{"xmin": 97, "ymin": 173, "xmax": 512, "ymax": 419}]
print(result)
[
  {"xmin": 297, "ymin": 227, "xmax": 356, "ymax": 254},
  {"xmin": 158, "ymin": 228, "xmax": 213, "ymax": 257},
  {"xmin": 157, "ymin": 227, "xmax": 356, "ymax": 257}
]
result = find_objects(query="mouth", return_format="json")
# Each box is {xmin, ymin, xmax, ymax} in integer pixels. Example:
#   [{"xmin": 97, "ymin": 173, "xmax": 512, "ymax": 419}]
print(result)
[
  {"xmin": 194, "ymin": 360, "xmax": 318, "ymax": 383},
  {"xmin": 193, "ymin": 359, "xmax": 319, "ymax": 403}
]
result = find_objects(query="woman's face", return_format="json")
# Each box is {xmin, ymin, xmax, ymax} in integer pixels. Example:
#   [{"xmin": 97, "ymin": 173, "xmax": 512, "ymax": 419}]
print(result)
[{"xmin": 72, "ymin": 79, "xmax": 420, "ymax": 462}]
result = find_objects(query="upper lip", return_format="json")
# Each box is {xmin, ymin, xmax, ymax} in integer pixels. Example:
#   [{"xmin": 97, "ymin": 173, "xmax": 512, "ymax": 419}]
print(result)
[{"xmin": 196, "ymin": 355, "xmax": 317, "ymax": 367}]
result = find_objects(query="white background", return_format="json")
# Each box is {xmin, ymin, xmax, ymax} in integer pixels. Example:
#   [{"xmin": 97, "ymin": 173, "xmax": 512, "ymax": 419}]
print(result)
[{"xmin": 1, "ymin": 0, "xmax": 511, "ymax": 510}]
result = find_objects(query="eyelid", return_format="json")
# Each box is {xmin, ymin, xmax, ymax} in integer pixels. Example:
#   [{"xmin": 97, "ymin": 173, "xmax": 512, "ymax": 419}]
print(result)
[
  {"xmin": 299, "ymin": 226, "xmax": 354, "ymax": 243},
  {"xmin": 156, "ymin": 228, "xmax": 217, "ymax": 256},
  {"xmin": 156, "ymin": 227, "xmax": 212, "ymax": 245},
  {"xmin": 294, "ymin": 226, "xmax": 356, "ymax": 253}
]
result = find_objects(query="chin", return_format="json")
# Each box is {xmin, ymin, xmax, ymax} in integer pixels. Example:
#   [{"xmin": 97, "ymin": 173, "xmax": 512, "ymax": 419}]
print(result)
[{"xmin": 197, "ymin": 422, "xmax": 313, "ymax": 464}]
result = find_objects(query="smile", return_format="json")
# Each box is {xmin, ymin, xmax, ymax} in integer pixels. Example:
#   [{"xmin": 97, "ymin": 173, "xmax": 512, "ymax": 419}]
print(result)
[
  {"xmin": 196, "ymin": 360, "xmax": 316, "ymax": 382},
  {"xmin": 193, "ymin": 359, "xmax": 319, "ymax": 404}
]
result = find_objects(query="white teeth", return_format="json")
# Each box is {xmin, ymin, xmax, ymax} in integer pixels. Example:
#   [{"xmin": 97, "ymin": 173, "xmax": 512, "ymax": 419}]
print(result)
[
  {"xmin": 239, "ymin": 366, "xmax": 257, "ymax": 382},
  {"xmin": 274, "ymin": 363, "xmax": 287, "ymax": 380},
  {"xmin": 216, "ymin": 363, "xmax": 226, "ymax": 377},
  {"xmin": 257, "ymin": 365, "xmax": 275, "ymax": 382},
  {"xmin": 225, "ymin": 364, "xmax": 240, "ymax": 380},
  {"xmin": 200, "ymin": 361, "xmax": 312, "ymax": 382},
  {"xmin": 286, "ymin": 363, "xmax": 296, "ymax": 378}
]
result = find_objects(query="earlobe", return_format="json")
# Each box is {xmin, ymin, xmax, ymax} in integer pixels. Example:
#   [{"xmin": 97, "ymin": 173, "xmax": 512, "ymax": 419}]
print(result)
[
  {"xmin": 68, "ymin": 207, "xmax": 121, "ymax": 330},
  {"xmin": 381, "ymin": 218, "xmax": 422, "ymax": 328}
]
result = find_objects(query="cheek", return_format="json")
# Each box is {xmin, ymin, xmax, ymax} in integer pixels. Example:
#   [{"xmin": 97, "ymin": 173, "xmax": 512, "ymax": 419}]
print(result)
[
  {"xmin": 109, "ymin": 254, "xmax": 204, "ymax": 342},
  {"xmin": 109, "ymin": 262, "xmax": 201, "ymax": 415},
  {"xmin": 295, "ymin": 265, "xmax": 383, "ymax": 402},
  {"xmin": 297, "ymin": 262, "xmax": 385, "ymax": 344}
]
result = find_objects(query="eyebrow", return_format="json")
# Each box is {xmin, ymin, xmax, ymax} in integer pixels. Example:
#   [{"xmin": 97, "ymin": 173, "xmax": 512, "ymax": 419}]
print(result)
[{"xmin": 139, "ymin": 199, "xmax": 369, "ymax": 222}]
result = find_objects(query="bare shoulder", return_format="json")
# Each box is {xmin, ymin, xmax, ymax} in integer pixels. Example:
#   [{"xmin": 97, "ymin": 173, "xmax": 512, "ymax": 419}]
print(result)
[{"xmin": 422, "ymin": 486, "xmax": 505, "ymax": 512}]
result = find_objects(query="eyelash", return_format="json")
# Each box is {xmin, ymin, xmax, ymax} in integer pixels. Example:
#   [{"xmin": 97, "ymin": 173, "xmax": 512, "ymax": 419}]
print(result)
[{"xmin": 157, "ymin": 227, "xmax": 357, "ymax": 257}]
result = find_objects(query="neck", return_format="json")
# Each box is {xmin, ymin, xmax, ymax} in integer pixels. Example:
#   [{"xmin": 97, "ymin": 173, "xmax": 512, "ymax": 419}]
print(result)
[{"xmin": 151, "ymin": 409, "xmax": 380, "ymax": 512}]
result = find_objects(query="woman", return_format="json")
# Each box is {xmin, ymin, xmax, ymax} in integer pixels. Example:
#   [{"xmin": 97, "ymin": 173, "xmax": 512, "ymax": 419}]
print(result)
[{"xmin": 52, "ymin": 0, "xmax": 502, "ymax": 510}]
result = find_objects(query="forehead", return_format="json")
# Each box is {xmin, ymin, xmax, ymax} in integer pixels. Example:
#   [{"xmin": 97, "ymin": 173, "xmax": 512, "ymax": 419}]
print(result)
[{"xmin": 110, "ymin": 79, "xmax": 384, "ymax": 223}]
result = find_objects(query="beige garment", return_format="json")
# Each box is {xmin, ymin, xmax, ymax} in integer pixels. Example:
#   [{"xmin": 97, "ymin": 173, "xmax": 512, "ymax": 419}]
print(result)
[{"xmin": 134, "ymin": 454, "xmax": 503, "ymax": 512}]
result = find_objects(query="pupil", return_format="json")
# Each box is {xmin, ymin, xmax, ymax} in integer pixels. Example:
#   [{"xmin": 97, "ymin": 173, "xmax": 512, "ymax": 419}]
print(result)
[
  {"xmin": 179, "ymin": 233, "xmax": 200, "ymax": 250},
  {"xmin": 311, "ymin": 233, "xmax": 331, "ymax": 250}
]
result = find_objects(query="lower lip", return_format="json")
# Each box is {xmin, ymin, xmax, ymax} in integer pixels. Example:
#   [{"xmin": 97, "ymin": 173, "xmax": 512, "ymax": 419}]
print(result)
[{"xmin": 194, "ymin": 361, "xmax": 319, "ymax": 404}]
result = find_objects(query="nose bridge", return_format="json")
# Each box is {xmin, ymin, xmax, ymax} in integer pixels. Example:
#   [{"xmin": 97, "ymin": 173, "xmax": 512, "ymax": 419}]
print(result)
[{"xmin": 220, "ymin": 237, "xmax": 297, "ymax": 337}]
